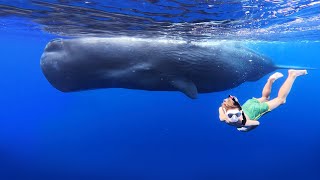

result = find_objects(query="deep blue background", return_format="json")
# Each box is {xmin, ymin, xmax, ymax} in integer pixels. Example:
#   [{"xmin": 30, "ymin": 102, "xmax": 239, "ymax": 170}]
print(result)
[{"xmin": 0, "ymin": 30, "xmax": 320, "ymax": 180}]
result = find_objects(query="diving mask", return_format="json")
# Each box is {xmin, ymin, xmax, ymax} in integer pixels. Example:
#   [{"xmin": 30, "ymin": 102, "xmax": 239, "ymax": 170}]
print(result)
[{"xmin": 223, "ymin": 108, "xmax": 242, "ymax": 122}]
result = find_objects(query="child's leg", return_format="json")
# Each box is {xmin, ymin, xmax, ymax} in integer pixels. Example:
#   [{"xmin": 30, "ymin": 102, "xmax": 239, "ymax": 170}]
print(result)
[
  {"xmin": 266, "ymin": 69, "xmax": 307, "ymax": 111},
  {"xmin": 257, "ymin": 72, "xmax": 283, "ymax": 102}
]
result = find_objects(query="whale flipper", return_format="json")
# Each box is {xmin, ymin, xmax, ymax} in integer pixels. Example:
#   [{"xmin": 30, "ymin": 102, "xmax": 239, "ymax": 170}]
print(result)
[{"xmin": 170, "ymin": 78, "xmax": 198, "ymax": 99}]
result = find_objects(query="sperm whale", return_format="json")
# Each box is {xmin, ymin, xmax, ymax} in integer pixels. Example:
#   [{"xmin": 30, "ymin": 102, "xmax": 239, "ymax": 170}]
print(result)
[{"xmin": 40, "ymin": 37, "xmax": 306, "ymax": 99}]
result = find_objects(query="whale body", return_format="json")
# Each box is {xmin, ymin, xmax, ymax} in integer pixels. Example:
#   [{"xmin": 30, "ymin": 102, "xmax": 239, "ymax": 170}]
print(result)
[{"xmin": 40, "ymin": 37, "xmax": 278, "ymax": 99}]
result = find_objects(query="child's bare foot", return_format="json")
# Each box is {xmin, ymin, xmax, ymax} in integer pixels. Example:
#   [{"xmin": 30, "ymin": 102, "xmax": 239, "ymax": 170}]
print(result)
[
  {"xmin": 288, "ymin": 69, "xmax": 308, "ymax": 77},
  {"xmin": 268, "ymin": 72, "xmax": 284, "ymax": 83}
]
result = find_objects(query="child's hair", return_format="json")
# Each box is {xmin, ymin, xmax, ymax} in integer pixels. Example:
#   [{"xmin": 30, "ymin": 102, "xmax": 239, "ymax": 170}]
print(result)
[{"xmin": 221, "ymin": 98, "xmax": 240, "ymax": 111}]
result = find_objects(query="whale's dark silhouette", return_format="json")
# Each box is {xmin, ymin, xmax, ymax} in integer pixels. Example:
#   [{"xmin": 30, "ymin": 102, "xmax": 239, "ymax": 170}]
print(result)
[{"xmin": 40, "ymin": 37, "xmax": 299, "ymax": 99}]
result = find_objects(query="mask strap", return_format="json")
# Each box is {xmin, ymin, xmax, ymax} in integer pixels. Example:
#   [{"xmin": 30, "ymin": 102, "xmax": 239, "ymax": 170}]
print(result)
[{"xmin": 241, "ymin": 111, "xmax": 247, "ymax": 125}]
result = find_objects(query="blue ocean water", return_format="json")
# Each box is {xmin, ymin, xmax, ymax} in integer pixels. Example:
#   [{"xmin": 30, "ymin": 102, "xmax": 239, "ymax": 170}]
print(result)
[{"xmin": 0, "ymin": 1, "xmax": 320, "ymax": 180}]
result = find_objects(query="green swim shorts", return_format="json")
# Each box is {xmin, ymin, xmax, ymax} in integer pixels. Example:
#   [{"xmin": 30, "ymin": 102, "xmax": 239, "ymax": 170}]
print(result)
[{"xmin": 241, "ymin": 98, "xmax": 270, "ymax": 120}]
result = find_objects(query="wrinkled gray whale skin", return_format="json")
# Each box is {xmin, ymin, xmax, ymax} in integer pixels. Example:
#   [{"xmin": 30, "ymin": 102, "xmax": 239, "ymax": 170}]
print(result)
[{"xmin": 40, "ymin": 37, "xmax": 279, "ymax": 99}]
